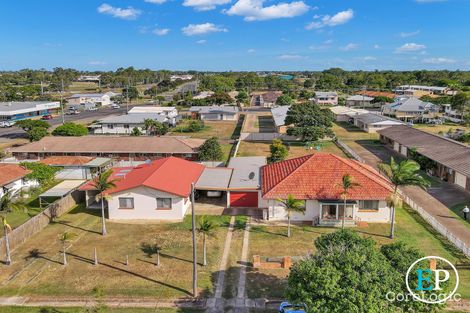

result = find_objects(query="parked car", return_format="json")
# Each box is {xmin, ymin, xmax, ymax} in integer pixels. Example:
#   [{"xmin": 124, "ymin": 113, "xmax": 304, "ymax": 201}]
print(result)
[
  {"xmin": 0, "ymin": 121, "xmax": 15, "ymax": 128},
  {"xmin": 66, "ymin": 109, "xmax": 80, "ymax": 115},
  {"xmin": 279, "ymin": 302, "xmax": 307, "ymax": 313},
  {"xmin": 111, "ymin": 104, "xmax": 121, "ymax": 109},
  {"xmin": 41, "ymin": 114, "xmax": 53, "ymax": 120},
  {"xmin": 87, "ymin": 107, "xmax": 98, "ymax": 111}
]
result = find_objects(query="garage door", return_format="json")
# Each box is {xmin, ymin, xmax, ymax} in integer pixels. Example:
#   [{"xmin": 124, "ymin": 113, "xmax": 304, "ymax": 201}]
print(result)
[{"xmin": 230, "ymin": 192, "xmax": 258, "ymax": 207}]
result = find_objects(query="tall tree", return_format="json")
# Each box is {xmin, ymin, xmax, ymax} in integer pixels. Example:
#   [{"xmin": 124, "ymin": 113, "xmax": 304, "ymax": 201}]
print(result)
[
  {"xmin": 285, "ymin": 103, "xmax": 334, "ymax": 142},
  {"xmin": 58, "ymin": 231, "xmax": 76, "ymax": 266},
  {"xmin": 277, "ymin": 195, "xmax": 305, "ymax": 237},
  {"xmin": 378, "ymin": 157, "xmax": 430, "ymax": 239},
  {"xmin": 198, "ymin": 137, "xmax": 224, "ymax": 161},
  {"xmin": 92, "ymin": 170, "xmax": 118, "ymax": 236},
  {"xmin": 451, "ymin": 92, "xmax": 469, "ymax": 123},
  {"xmin": 267, "ymin": 139, "xmax": 288, "ymax": 163},
  {"xmin": 196, "ymin": 216, "xmax": 218, "ymax": 266},
  {"xmin": 338, "ymin": 174, "xmax": 360, "ymax": 229},
  {"xmin": 0, "ymin": 192, "xmax": 26, "ymax": 265}
]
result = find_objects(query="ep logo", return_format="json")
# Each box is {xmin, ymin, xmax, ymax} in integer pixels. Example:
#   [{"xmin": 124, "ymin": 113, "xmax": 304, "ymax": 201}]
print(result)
[{"xmin": 406, "ymin": 256, "xmax": 459, "ymax": 304}]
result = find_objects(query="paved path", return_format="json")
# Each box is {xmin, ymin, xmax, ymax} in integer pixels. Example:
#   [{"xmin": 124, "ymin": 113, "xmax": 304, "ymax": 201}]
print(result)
[{"xmin": 348, "ymin": 141, "xmax": 470, "ymax": 249}]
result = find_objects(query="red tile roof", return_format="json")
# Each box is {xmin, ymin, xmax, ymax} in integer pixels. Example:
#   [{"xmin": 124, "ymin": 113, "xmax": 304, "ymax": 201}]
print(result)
[
  {"xmin": 79, "ymin": 157, "xmax": 204, "ymax": 197},
  {"xmin": 0, "ymin": 164, "xmax": 31, "ymax": 187},
  {"xmin": 261, "ymin": 154, "xmax": 393, "ymax": 200},
  {"xmin": 40, "ymin": 156, "xmax": 94, "ymax": 166}
]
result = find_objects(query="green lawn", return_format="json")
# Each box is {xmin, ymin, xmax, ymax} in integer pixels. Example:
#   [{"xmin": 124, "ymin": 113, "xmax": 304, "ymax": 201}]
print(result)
[
  {"xmin": 450, "ymin": 201, "xmax": 470, "ymax": 229},
  {"xmin": 0, "ymin": 206, "xmax": 231, "ymax": 300},
  {"xmin": 237, "ymin": 141, "xmax": 347, "ymax": 159},
  {"xmin": 247, "ymin": 204, "xmax": 470, "ymax": 299}
]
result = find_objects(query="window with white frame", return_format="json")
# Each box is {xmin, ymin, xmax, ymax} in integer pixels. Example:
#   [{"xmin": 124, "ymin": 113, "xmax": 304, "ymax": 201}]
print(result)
[
  {"xmin": 118, "ymin": 197, "xmax": 134, "ymax": 209},
  {"xmin": 156, "ymin": 197, "xmax": 172, "ymax": 209},
  {"xmin": 359, "ymin": 200, "xmax": 379, "ymax": 211}
]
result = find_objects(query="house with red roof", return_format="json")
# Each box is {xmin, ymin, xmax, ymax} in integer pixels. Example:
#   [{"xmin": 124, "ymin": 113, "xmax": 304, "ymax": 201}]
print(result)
[
  {"xmin": 79, "ymin": 157, "xmax": 204, "ymax": 221},
  {"xmin": 260, "ymin": 154, "xmax": 393, "ymax": 226},
  {"xmin": 0, "ymin": 164, "xmax": 38, "ymax": 198}
]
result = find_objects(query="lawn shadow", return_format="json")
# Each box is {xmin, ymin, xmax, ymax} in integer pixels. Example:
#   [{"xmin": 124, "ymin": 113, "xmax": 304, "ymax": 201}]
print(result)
[
  {"xmin": 66, "ymin": 251, "xmax": 192, "ymax": 295},
  {"xmin": 245, "ymin": 267, "xmax": 287, "ymax": 299},
  {"xmin": 52, "ymin": 220, "xmax": 101, "ymax": 235},
  {"xmin": 24, "ymin": 248, "xmax": 63, "ymax": 265},
  {"xmin": 250, "ymin": 225, "xmax": 286, "ymax": 237}
]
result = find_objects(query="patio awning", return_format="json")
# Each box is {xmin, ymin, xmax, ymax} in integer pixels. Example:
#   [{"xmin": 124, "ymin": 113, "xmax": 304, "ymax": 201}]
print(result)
[
  {"xmin": 39, "ymin": 180, "xmax": 86, "ymax": 198},
  {"xmin": 195, "ymin": 167, "xmax": 233, "ymax": 191}
]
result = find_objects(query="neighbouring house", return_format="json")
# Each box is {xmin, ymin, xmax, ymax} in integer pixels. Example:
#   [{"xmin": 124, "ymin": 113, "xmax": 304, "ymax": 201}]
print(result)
[
  {"xmin": 313, "ymin": 92, "xmax": 338, "ymax": 106},
  {"xmin": 77, "ymin": 75, "xmax": 101, "ymax": 82},
  {"xmin": 329, "ymin": 106, "xmax": 369, "ymax": 122},
  {"xmin": 378, "ymin": 125, "xmax": 470, "ymax": 191},
  {"xmin": 346, "ymin": 95, "xmax": 374, "ymax": 107},
  {"xmin": 193, "ymin": 91, "xmax": 214, "ymax": 100},
  {"xmin": 271, "ymin": 106, "xmax": 291, "ymax": 134},
  {"xmin": 170, "ymin": 74, "xmax": 193, "ymax": 82},
  {"xmin": 79, "ymin": 157, "xmax": 204, "ymax": 220},
  {"xmin": 260, "ymin": 154, "xmax": 393, "ymax": 226},
  {"xmin": 0, "ymin": 164, "xmax": 38, "ymax": 198},
  {"xmin": 394, "ymin": 85, "xmax": 453, "ymax": 96},
  {"xmin": 442, "ymin": 104, "xmax": 463, "ymax": 123},
  {"xmin": 226, "ymin": 156, "xmax": 266, "ymax": 208},
  {"xmin": 0, "ymin": 101, "xmax": 60, "ymax": 122},
  {"xmin": 67, "ymin": 93, "xmax": 112, "ymax": 107},
  {"xmin": 10, "ymin": 136, "xmax": 206, "ymax": 161},
  {"xmin": 251, "ymin": 91, "xmax": 282, "ymax": 108},
  {"xmin": 39, "ymin": 156, "xmax": 113, "ymax": 180},
  {"xmin": 382, "ymin": 97, "xmax": 441, "ymax": 122},
  {"xmin": 89, "ymin": 113, "xmax": 173, "ymax": 135},
  {"xmin": 352, "ymin": 113, "xmax": 404, "ymax": 133},
  {"xmin": 128, "ymin": 106, "xmax": 178, "ymax": 121},
  {"xmin": 189, "ymin": 105, "xmax": 239, "ymax": 121}
]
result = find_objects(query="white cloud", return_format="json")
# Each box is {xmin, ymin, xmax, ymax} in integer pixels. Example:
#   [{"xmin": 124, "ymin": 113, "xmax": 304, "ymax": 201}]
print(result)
[
  {"xmin": 88, "ymin": 61, "xmax": 107, "ymax": 65},
  {"xmin": 182, "ymin": 23, "xmax": 228, "ymax": 36},
  {"xmin": 416, "ymin": 0, "xmax": 447, "ymax": 2},
  {"xmin": 373, "ymin": 44, "xmax": 380, "ymax": 49},
  {"xmin": 340, "ymin": 43, "xmax": 358, "ymax": 51},
  {"xmin": 247, "ymin": 49, "xmax": 256, "ymax": 53},
  {"xmin": 153, "ymin": 28, "xmax": 170, "ymax": 36},
  {"xmin": 422, "ymin": 57, "xmax": 456, "ymax": 64},
  {"xmin": 361, "ymin": 56, "xmax": 377, "ymax": 61},
  {"xmin": 196, "ymin": 39, "xmax": 207, "ymax": 44},
  {"xmin": 183, "ymin": 0, "xmax": 231, "ymax": 11},
  {"xmin": 226, "ymin": 0, "xmax": 310, "ymax": 22},
  {"xmin": 395, "ymin": 43, "xmax": 426, "ymax": 53},
  {"xmin": 145, "ymin": 0, "xmax": 167, "ymax": 4},
  {"xmin": 400, "ymin": 30, "xmax": 420, "ymax": 38},
  {"xmin": 278, "ymin": 54, "xmax": 304, "ymax": 60},
  {"xmin": 97, "ymin": 3, "xmax": 141, "ymax": 20},
  {"xmin": 306, "ymin": 9, "xmax": 353, "ymax": 30}
]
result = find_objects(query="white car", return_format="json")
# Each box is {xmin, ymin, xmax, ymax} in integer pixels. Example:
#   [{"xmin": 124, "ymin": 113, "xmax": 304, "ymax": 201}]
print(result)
[
  {"xmin": 0, "ymin": 121, "xmax": 15, "ymax": 128},
  {"xmin": 111, "ymin": 104, "xmax": 121, "ymax": 109},
  {"xmin": 87, "ymin": 107, "xmax": 98, "ymax": 111}
]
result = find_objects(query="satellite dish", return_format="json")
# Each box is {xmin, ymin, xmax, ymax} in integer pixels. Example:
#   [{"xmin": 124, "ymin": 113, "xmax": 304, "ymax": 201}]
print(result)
[
  {"xmin": 145, "ymin": 159, "xmax": 151, "ymax": 164},
  {"xmin": 248, "ymin": 172, "xmax": 255, "ymax": 180}
]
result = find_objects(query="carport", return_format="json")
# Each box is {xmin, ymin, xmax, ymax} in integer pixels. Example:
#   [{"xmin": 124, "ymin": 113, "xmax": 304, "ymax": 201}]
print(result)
[
  {"xmin": 195, "ymin": 167, "xmax": 233, "ymax": 208},
  {"xmin": 38, "ymin": 180, "xmax": 85, "ymax": 209}
]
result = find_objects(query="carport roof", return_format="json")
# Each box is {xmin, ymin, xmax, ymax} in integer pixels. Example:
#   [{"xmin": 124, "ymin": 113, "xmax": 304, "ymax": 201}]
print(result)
[
  {"xmin": 39, "ymin": 180, "xmax": 85, "ymax": 197},
  {"xmin": 195, "ymin": 167, "xmax": 233, "ymax": 190},
  {"xmin": 228, "ymin": 156, "xmax": 266, "ymax": 190}
]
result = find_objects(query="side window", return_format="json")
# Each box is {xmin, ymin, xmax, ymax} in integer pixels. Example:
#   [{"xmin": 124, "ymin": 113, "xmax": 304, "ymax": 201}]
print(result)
[
  {"xmin": 156, "ymin": 198, "xmax": 172, "ymax": 209},
  {"xmin": 118, "ymin": 197, "xmax": 134, "ymax": 209}
]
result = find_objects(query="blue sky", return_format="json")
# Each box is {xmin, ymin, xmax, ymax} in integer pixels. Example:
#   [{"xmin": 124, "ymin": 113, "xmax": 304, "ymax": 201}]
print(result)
[{"xmin": 1, "ymin": 0, "xmax": 469, "ymax": 71}]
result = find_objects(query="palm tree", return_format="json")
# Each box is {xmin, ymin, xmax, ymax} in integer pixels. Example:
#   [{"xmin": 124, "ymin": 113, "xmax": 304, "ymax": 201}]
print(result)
[
  {"xmin": 338, "ymin": 174, "xmax": 360, "ymax": 229},
  {"xmin": 58, "ymin": 231, "xmax": 76, "ymax": 266},
  {"xmin": 92, "ymin": 170, "xmax": 118, "ymax": 236},
  {"xmin": 196, "ymin": 216, "xmax": 218, "ymax": 266},
  {"xmin": 378, "ymin": 157, "xmax": 430, "ymax": 239},
  {"xmin": 0, "ymin": 192, "xmax": 26, "ymax": 265},
  {"xmin": 277, "ymin": 194, "xmax": 305, "ymax": 238}
]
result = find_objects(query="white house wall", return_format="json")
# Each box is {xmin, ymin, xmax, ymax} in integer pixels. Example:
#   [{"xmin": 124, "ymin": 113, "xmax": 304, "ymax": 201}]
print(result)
[
  {"xmin": 355, "ymin": 201, "xmax": 390, "ymax": 223},
  {"xmin": 455, "ymin": 172, "xmax": 467, "ymax": 190},
  {"xmin": 107, "ymin": 186, "xmax": 189, "ymax": 221}
]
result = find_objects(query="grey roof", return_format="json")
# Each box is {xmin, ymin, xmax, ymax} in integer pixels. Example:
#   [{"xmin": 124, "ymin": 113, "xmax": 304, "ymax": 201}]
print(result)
[
  {"xmin": 0, "ymin": 101, "xmax": 60, "ymax": 113},
  {"xmin": 228, "ymin": 156, "xmax": 266, "ymax": 189},
  {"xmin": 354, "ymin": 113, "xmax": 403, "ymax": 125},
  {"xmin": 85, "ymin": 157, "xmax": 113, "ymax": 167},
  {"xmin": 96, "ymin": 113, "xmax": 167, "ymax": 124},
  {"xmin": 315, "ymin": 91, "xmax": 338, "ymax": 97},
  {"xmin": 396, "ymin": 85, "xmax": 447, "ymax": 92},
  {"xmin": 195, "ymin": 167, "xmax": 233, "ymax": 190},
  {"xmin": 388, "ymin": 97, "xmax": 439, "ymax": 112},
  {"xmin": 378, "ymin": 125, "xmax": 470, "ymax": 177},
  {"xmin": 347, "ymin": 95, "xmax": 374, "ymax": 101},
  {"xmin": 189, "ymin": 105, "xmax": 239, "ymax": 115},
  {"xmin": 271, "ymin": 106, "xmax": 290, "ymax": 127}
]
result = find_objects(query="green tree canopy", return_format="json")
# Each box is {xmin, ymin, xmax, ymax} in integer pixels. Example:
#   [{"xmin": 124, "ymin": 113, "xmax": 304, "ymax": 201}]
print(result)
[
  {"xmin": 285, "ymin": 103, "xmax": 334, "ymax": 142},
  {"xmin": 207, "ymin": 92, "xmax": 233, "ymax": 104},
  {"xmin": 198, "ymin": 137, "xmax": 224, "ymax": 161},
  {"xmin": 276, "ymin": 94, "xmax": 294, "ymax": 106},
  {"xmin": 267, "ymin": 139, "xmax": 288, "ymax": 163},
  {"xmin": 27, "ymin": 127, "xmax": 48, "ymax": 142},
  {"xmin": 21, "ymin": 162, "xmax": 59, "ymax": 185},
  {"xmin": 52, "ymin": 122, "xmax": 88, "ymax": 136}
]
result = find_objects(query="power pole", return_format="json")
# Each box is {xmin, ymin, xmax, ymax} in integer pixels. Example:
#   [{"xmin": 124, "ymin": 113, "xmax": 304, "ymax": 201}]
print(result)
[
  {"xmin": 191, "ymin": 182, "xmax": 197, "ymax": 297},
  {"xmin": 126, "ymin": 77, "xmax": 130, "ymax": 113},
  {"xmin": 60, "ymin": 79, "xmax": 65, "ymax": 124}
]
